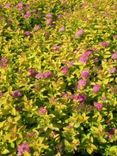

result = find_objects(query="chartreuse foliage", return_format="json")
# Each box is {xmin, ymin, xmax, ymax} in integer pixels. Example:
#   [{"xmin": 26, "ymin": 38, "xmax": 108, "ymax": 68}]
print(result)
[{"xmin": 0, "ymin": 0, "xmax": 117, "ymax": 155}]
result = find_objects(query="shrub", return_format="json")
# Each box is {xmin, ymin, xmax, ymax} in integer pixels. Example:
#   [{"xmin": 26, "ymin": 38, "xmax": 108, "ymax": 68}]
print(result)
[{"xmin": 0, "ymin": 0, "xmax": 117, "ymax": 155}]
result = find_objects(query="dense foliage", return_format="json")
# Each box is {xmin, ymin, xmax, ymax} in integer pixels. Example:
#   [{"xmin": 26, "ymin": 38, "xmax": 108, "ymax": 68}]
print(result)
[{"xmin": 0, "ymin": 0, "xmax": 117, "ymax": 155}]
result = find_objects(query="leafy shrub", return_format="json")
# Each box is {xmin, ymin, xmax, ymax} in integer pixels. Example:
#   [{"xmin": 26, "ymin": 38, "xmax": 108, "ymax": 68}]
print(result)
[{"xmin": 0, "ymin": 0, "xmax": 117, "ymax": 155}]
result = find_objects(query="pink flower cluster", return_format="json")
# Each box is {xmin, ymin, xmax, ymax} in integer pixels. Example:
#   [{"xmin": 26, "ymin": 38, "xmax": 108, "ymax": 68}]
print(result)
[
  {"xmin": 28, "ymin": 68, "xmax": 38, "ymax": 77},
  {"xmin": 24, "ymin": 11, "xmax": 31, "ymax": 19},
  {"xmin": 0, "ymin": 57, "xmax": 8, "ymax": 68},
  {"xmin": 52, "ymin": 45, "xmax": 60, "ymax": 52},
  {"xmin": 59, "ymin": 27, "xmax": 65, "ymax": 32},
  {"xmin": 112, "ymin": 51, "xmax": 117, "ymax": 60},
  {"xmin": 100, "ymin": 41, "xmax": 110, "ymax": 47},
  {"xmin": 94, "ymin": 102, "xmax": 103, "ymax": 111},
  {"xmin": 11, "ymin": 90, "xmax": 22, "ymax": 98},
  {"xmin": 108, "ymin": 128, "xmax": 116, "ymax": 139},
  {"xmin": 35, "ymin": 71, "xmax": 52, "ymax": 79},
  {"xmin": 45, "ymin": 13, "xmax": 53, "ymax": 26},
  {"xmin": 61, "ymin": 66, "xmax": 69, "ymax": 75},
  {"xmin": 61, "ymin": 62, "xmax": 74, "ymax": 75},
  {"xmin": 93, "ymin": 84, "xmax": 101, "ymax": 93},
  {"xmin": 27, "ymin": 132, "xmax": 36, "ymax": 138},
  {"xmin": 79, "ymin": 50, "xmax": 93, "ymax": 63},
  {"xmin": 34, "ymin": 24, "xmax": 41, "ymax": 31},
  {"xmin": 4, "ymin": 3, "xmax": 11, "ymax": 9},
  {"xmin": 66, "ymin": 61, "xmax": 74, "ymax": 68},
  {"xmin": 109, "ymin": 67, "xmax": 116, "ymax": 74},
  {"xmin": 61, "ymin": 92, "xmax": 86, "ymax": 104},
  {"xmin": 0, "ymin": 92, "xmax": 3, "ymax": 98},
  {"xmin": 61, "ymin": 92, "xmax": 71, "ymax": 99},
  {"xmin": 113, "ymin": 35, "xmax": 117, "ymax": 39},
  {"xmin": 77, "ymin": 79, "xmax": 87, "ymax": 89},
  {"xmin": 57, "ymin": 14, "xmax": 62, "ymax": 19},
  {"xmin": 17, "ymin": 2, "xmax": 23, "ymax": 10},
  {"xmin": 28, "ymin": 68, "xmax": 52, "ymax": 79},
  {"xmin": 24, "ymin": 31, "xmax": 30, "ymax": 36},
  {"xmin": 81, "ymin": 69, "xmax": 89, "ymax": 79},
  {"xmin": 72, "ymin": 94, "xmax": 86, "ymax": 103},
  {"xmin": 38, "ymin": 107, "xmax": 47, "ymax": 115},
  {"xmin": 108, "ymin": 128, "xmax": 115, "ymax": 135},
  {"xmin": 75, "ymin": 29, "xmax": 84, "ymax": 38},
  {"xmin": 46, "ymin": 13, "xmax": 52, "ymax": 19},
  {"xmin": 17, "ymin": 143, "xmax": 30, "ymax": 156}
]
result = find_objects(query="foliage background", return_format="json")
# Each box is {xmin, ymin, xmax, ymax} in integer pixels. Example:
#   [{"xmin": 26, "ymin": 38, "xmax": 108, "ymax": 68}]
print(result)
[{"xmin": 0, "ymin": 0, "xmax": 117, "ymax": 155}]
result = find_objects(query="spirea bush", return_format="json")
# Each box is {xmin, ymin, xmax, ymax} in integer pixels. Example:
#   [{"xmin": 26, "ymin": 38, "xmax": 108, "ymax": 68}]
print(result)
[{"xmin": 0, "ymin": 0, "xmax": 117, "ymax": 155}]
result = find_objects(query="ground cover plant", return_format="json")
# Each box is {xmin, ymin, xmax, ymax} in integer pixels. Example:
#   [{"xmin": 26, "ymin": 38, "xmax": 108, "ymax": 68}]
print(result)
[{"xmin": 0, "ymin": 0, "xmax": 117, "ymax": 155}]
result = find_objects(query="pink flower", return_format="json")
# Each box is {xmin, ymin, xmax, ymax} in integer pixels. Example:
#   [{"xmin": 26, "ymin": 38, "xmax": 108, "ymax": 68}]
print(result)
[
  {"xmin": 108, "ymin": 128, "xmax": 115, "ymax": 135},
  {"xmin": 112, "ymin": 52, "xmax": 117, "ymax": 60},
  {"xmin": 77, "ymin": 79, "xmax": 87, "ymax": 89},
  {"xmin": 59, "ymin": 27, "xmax": 65, "ymax": 32},
  {"xmin": 57, "ymin": 14, "xmax": 62, "ymax": 19},
  {"xmin": 35, "ymin": 73, "xmax": 44, "ymax": 79},
  {"xmin": 52, "ymin": 45, "xmax": 60, "ymax": 52},
  {"xmin": 93, "ymin": 84, "xmax": 101, "ymax": 93},
  {"xmin": 44, "ymin": 32, "xmax": 49, "ymax": 38},
  {"xmin": 102, "ymin": 96, "xmax": 106, "ymax": 100},
  {"xmin": 113, "ymin": 35, "xmax": 117, "ymax": 39},
  {"xmin": 27, "ymin": 132, "xmax": 35, "ymax": 138},
  {"xmin": 61, "ymin": 66, "xmax": 69, "ymax": 75},
  {"xmin": 28, "ymin": 68, "xmax": 38, "ymax": 77},
  {"xmin": 85, "ymin": 50, "xmax": 93, "ymax": 56},
  {"xmin": 34, "ymin": 24, "xmax": 40, "ymax": 31},
  {"xmin": 11, "ymin": 90, "xmax": 22, "ymax": 97},
  {"xmin": 0, "ymin": 92, "xmax": 3, "ymax": 98},
  {"xmin": 24, "ymin": 31, "xmax": 30, "ymax": 36},
  {"xmin": 17, "ymin": 143, "xmax": 30, "ymax": 156},
  {"xmin": 75, "ymin": 29, "xmax": 84, "ymax": 38},
  {"xmin": 79, "ymin": 50, "xmax": 93, "ymax": 63},
  {"xmin": 108, "ymin": 128, "xmax": 116, "ymax": 139},
  {"xmin": 94, "ymin": 57, "xmax": 99, "ymax": 63},
  {"xmin": 81, "ymin": 70, "xmax": 89, "ymax": 79},
  {"xmin": 4, "ymin": 3, "xmax": 11, "ymax": 9},
  {"xmin": 17, "ymin": 2, "xmax": 23, "ymax": 10},
  {"xmin": 66, "ymin": 124, "xmax": 73, "ymax": 129},
  {"xmin": 0, "ymin": 57, "xmax": 8, "ymax": 68},
  {"xmin": 100, "ymin": 41, "xmax": 109, "ymax": 47},
  {"xmin": 109, "ymin": 67, "xmax": 116, "ymax": 74},
  {"xmin": 43, "ymin": 71, "xmax": 52, "ymax": 78},
  {"xmin": 38, "ymin": 107, "xmax": 47, "ymax": 115},
  {"xmin": 72, "ymin": 94, "xmax": 86, "ymax": 103},
  {"xmin": 61, "ymin": 92, "xmax": 70, "ymax": 99},
  {"xmin": 66, "ymin": 61, "xmax": 74, "ymax": 67},
  {"xmin": 24, "ymin": 11, "xmax": 31, "ymax": 19},
  {"xmin": 94, "ymin": 102, "xmax": 103, "ymax": 111},
  {"xmin": 46, "ymin": 18, "xmax": 53, "ymax": 25},
  {"xmin": 45, "ymin": 13, "xmax": 53, "ymax": 25},
  {"xmin": 79, "ymin": 56, "xmax": 88, "ymax": 63},
  {"xmin": 35, "ymin": 71, "xmax": 52, "ymax": 79},
  {"xmin": 46, "ymin": 13, "xmax": 52, "ymax": 19}
]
